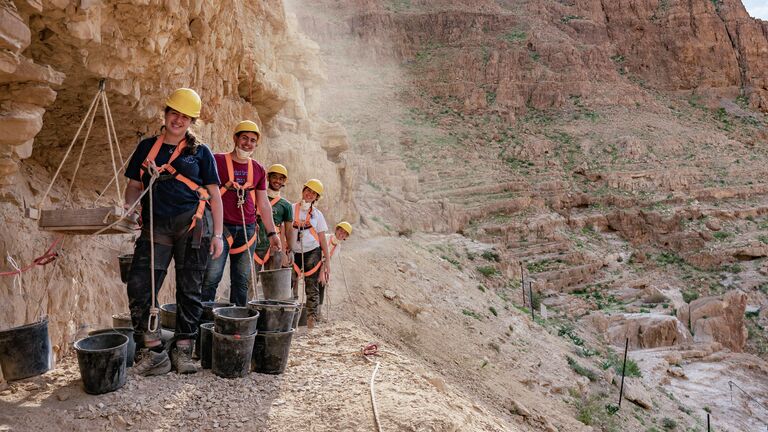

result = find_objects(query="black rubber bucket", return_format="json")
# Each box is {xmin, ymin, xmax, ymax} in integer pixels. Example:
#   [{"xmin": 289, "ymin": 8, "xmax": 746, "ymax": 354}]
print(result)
[
  {"xmin": 112, "ymin": 313, "xmax": 132, "ymax": 328},
  {"xmin": 118, "ymin": 254, "xmax": 133, "ymax": 283},
  {"xmin": 88, "ymin": 328, "xmax": 135, "ymax": 367},
  {"xmin": 200, "ymin": 323, "xmax": 214, "ymax": 369},
  {"xmin": 247, "ymin": 300, "xmax": 299, "ymax": 332},
  {"xmin": 74, "ymin": 333, "xmax": 128, "ymax": 395},
  {"xmin": 213, "ymin": 307, "xmax": 259, "ymax": 336},
  {"xmin": 252, "ymin": 329, "xmax": 295, "ymax": 375},
  {"xmin": 160, "ymin": 303, "xmax": 176, "ymax": 329},
  {"xmin": 291, "ymin": 303, "xmax": 304, "ymax": 329},
  {"xmin": 0, "ymin": 319, "xmax": 51, "ymax": 381},
  {"xmin": 298, "ymin": 305, "xmax": 308, "ymax": 327},
  {"xmin": 202, "ymin": 301, "xmax": 233, "ymax": 321},
  {"xmin": 212, "ymin": 330, "xmax": 256, "ymax": 378},
  {"xmin": 194, "ymin": 321, "xmax": 210, "ymax": 359}
]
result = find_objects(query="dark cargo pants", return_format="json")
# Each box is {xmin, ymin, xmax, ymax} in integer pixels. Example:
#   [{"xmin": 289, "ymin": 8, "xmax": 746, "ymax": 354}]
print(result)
[
  {"xmin": 127, "ymin": 209, "xmax": 212, "ymax": 344},
  {"xmin": 291, "ymin": 247, "xmax": 322, "ymax": 319}
]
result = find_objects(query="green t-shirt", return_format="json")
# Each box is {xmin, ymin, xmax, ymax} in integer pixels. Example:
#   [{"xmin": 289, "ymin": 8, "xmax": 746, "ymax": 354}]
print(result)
[{"xmin": 255, "ymin": 197, "xmax": 293, "ymax": 251}]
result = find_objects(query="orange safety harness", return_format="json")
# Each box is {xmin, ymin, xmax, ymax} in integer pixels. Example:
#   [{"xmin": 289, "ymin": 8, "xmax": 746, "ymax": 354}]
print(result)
[
  {"xmin": 139, "ymin": 135, "xmax": 209, "ymax": 233},
  {"xmin": 328, "ymin": 235, "xmax": 340, "ymax": 259},
  {"xmin": 218, "ymin": 153, "xmax": 258, "ymax": 255},
  {"xmin": 253, "ymin": 195, "xmax": 281, "ymax": 265},
  {"xmin": 291, "ymin": 202, "xmax": 325, "ymax": 277}
]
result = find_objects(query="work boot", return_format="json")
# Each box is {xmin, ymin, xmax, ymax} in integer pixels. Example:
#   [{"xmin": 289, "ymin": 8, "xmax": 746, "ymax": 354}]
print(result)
[
  {"xmin": 307, "ymin": 315, "xmax": 316, "ymax": 331},
  {"xmin": 132, "ymin": 348, "xmax": 171, "ymax": 376},
  {"xmin": 170, "ymin": 341, "xmax": 197, "ymax": 374}
]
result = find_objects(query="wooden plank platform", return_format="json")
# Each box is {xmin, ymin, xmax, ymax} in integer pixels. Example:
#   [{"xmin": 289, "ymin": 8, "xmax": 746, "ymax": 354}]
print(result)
[{"xmin": 38, "ymin": 206, "xmax": 138, "ymax": 235}]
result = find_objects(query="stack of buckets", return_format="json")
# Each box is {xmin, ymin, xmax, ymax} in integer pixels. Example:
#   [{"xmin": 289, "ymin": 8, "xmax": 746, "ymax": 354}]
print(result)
[
  {"xmin": 209, "ymin": 305, "xmax": 259, "ymax": 378},
  {"xmin": 248, "ymin": 268, "xmax": 299, "ymax": 375}
]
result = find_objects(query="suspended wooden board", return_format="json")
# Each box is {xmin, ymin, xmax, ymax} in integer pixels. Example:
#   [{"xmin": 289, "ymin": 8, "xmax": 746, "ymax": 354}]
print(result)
[{"xmin": 37, "ymin": 206, "xmax": 138, "ymax": 235}]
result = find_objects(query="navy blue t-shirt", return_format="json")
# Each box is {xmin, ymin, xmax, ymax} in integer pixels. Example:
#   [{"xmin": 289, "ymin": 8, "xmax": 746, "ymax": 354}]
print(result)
[{"xmin": 124, "ymin": 136, "xmax": 220, "ymax": 220}]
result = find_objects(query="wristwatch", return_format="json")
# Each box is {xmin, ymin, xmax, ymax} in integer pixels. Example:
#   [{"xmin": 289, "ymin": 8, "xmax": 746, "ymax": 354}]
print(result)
[
  {"xmin": 266, "ymin": 231, "xmax": 277, "ymax": 238},
  {"xmin": 213, "ymin": 234, "xmax": 223, "ymax": 239}
]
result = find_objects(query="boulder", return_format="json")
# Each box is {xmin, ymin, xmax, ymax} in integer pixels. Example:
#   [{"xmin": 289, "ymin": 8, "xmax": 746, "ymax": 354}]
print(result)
[
  {"xmin": 686, "ymin": 291, "xmax": 748, "ymax": 351},
  {"xmin": 622, "ymin": 377, "xmax": 652, "ymax": 409},
  {"xmin": 607, "ymin": 313, "xmax": 692, "ymax": 349}
]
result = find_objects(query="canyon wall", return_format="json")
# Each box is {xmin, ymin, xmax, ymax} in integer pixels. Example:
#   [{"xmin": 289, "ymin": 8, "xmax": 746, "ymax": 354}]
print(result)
[{"xmin": 0, "ymin": 0, "xmax": 356, "ymax": 356}]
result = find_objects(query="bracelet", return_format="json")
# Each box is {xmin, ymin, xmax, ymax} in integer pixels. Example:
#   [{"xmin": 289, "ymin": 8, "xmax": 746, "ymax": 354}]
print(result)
[
  {"xmin": 213, "ymin": 234, "xmax": 223, "ymax": 239},
  {"xmin": 267, "ymin": 231, "xmax": 277, "ymax": 238}
]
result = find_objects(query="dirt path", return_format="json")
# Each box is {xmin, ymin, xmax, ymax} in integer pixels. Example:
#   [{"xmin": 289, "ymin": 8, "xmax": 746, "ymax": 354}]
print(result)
[{"xmin": 0, "ymin": 320, "xmax": 511, "ymax": 432}]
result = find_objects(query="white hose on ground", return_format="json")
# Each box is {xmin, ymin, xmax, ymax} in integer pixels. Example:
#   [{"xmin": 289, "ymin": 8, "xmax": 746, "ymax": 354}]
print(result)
[{"xmin": 370, "ymin": 360, "xmax": 382, "ymax": 432}]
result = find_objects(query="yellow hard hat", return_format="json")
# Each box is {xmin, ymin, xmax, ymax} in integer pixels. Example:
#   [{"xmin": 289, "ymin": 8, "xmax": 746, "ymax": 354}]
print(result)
[
  {"xmin": 303, "ymin": 179, "xmax": 324, "ymax": 196},
  {"xmin": 234, "ymin": 120, "xmax": 261, "ymax": 137},
  {"xmin": 165, "ymin": 88, "xmax": 201, "ymax": 118},
  {"xmin": 267, "ymin": 163, "xmax": 288, "ymax": 178},
  {"xmin": 336, "ymin": 221, "xmax": 352, "ymax": 235}
]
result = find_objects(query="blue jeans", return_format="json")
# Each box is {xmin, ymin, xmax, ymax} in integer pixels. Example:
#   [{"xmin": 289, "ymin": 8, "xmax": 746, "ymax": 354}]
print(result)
[{"xmin": 202, "ymin": 223, "xmax": 256, "ymax": 306}]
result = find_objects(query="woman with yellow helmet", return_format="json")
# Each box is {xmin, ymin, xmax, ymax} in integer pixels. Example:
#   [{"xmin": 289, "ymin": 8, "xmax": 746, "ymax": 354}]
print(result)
[
  {"xmin": 290, "ymin": 179, "xmax": 330, "ymax": 329},
  {"xmin": 123, "ymin": 88, "xmax": 224, "ymax": 376},
  {"xmin": 316, "ymin": 221, "xmax": 352, "ymax": 319}
]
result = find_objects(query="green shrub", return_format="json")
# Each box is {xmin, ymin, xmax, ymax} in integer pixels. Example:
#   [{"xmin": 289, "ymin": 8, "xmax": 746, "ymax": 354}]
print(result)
[
  {"xmin": 489, "ymin": 306, "xmax": 498, "ymax": 317},
  {"xmin": 476, "ymin": 265, "xmax": 500, "ymax": 277},
  {"xmin": 712, "ymin": 231, "xmax": 732, "ymax": 241},
  {"xmin": 558, "ymin": 324, "xmax": 585, "ymax": 346},
  {"xmin": 567, "ymin": 356, "xmax": 598, "ymax": 381},
  {"xmin": 601, "ymin": 352, "xmax": 642, "ymax": 378},
  {"xmin": 656, "ymin": 252, "xmax": 684, "ymax": 266},
  {"xmin": 662, "ymin": 417, "xmax": 677, "ymax": 430},
  {"xmin": 500, "ymin": 30, "xmax": 526, "ymax": 43},
  {"xmin": 462, "ymin": 309, "xmax": 482, "ymax": 320},
  {"xmin": 481, "ymin": 250, "xmax": 501, "ymax": 262},
  {"xmin": 682, "ymin": 290, "xmax": 699, "ymax": 304}
]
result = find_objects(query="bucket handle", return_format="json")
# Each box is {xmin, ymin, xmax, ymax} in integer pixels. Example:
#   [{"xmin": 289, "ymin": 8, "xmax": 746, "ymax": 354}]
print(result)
[{"xmin": 147, "ymin": 306, "xmax": 159, "ymax": 333}]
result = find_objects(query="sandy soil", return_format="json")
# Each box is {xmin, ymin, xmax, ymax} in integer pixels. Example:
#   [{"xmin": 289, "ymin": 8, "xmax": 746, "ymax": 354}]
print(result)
[{"xmin": 0, "ymin": 319, "xmax": 512, "ymax": 432}]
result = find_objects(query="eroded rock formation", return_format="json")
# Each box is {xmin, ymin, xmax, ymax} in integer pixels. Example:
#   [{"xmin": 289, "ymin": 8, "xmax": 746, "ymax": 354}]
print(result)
[{"xmin": 0, "ymin": 0, "xmax": 356, "ymax": 354}]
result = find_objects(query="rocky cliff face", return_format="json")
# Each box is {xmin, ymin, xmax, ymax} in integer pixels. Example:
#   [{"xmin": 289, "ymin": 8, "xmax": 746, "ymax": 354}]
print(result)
[{"xmin": 0, "ymin": 0, "xmax": 356, "ymax": 355}]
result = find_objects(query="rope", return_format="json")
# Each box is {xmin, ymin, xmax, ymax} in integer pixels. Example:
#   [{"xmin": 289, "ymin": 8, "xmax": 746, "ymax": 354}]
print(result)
[
  {"xmin": 93, "ymin": 149, "xmax": 134, "ymax": 206},
  {"xmin": 237, "ymin": 188, "xmax": 259, "ymax": 301},
  {"xmin": 0, "ymin": 236, "xmax": 63, "ymax": 277},
  {"xmin": 728, "ymin": 380, "xmax": 768, "ymax": 412},
  {"xmin": 146, "ymin": 163, "xmax": 160, "ymax": 333},
  {"xmin": 102, "ymin": 89, "xmax": 125, "ymax": 169},
  {"xmin": 37, "ymin": 87, "xmax": 102, "ymax": 209},
  {"xmin": 369, "ymin": 359, "xmax": 382, "ymax": 432},
  {"xmin": 101, "ymin": 91, "xmax": 123, "ymax": 205},
  {"xmin": 65, "ymin": 93, "xmax": 100, "ymax": 206},
  {"xmin": 334, "ymin": 247, "xmax": 367, "ymax": 329},
  {"xmin": 7, "ymin": 256, "xmax": 23, "ymax": 294}
]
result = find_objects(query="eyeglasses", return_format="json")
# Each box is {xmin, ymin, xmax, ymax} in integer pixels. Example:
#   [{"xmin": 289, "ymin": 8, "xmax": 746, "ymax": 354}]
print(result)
[{"xmin": 238, "ymin": 135, "xmax": 259, "ymax": 145}]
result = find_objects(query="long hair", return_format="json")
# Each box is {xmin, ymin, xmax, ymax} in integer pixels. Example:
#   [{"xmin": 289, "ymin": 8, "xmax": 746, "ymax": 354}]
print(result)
[{"xmin": 183, "ymin": 130, "xmax": 200, "ymax": 155}]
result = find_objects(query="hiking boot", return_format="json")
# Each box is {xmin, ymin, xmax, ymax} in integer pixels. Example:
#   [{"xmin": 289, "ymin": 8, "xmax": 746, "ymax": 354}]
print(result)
[
  {"xmin": 132, "ymin": 348, "xmax": 171, "ymax": 376},
  {"xmin": 170, "ymin": 341, "xmax": 197, "ymax": 374},
  {"xmin": 307, "ymin": 315, "xmax": 316, "ymax": 330}
]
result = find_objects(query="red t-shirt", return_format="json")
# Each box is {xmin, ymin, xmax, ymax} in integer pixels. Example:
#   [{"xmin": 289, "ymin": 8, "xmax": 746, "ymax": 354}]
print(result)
[{"xmin": 214, "ymin": 153, "xmax": 266, "ymax": 225}]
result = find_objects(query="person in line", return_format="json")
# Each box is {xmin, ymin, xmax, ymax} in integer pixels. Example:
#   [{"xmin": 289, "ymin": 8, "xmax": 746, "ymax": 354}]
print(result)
[
  {"xmin": 316, "ymin": 221, "xmax": 352, "ymax": 320},
  {"xmin": 250, "ymin": 164, "xmax": 294, "ymax": 296},
  {"xmin": 124, "ymin": 88, "xmax": 223, "ymax": 375},
  {"xmin": 202, "ymin": 120, "xmax": 281, "ymax": 307},
  {"xmin": 291, "ymin": 179, "xmax": 329, "ymax": 329}
]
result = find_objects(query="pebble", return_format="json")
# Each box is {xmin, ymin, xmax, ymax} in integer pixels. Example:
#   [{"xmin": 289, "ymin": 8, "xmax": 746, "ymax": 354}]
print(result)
[
  {"xmin": 97, "ymin": 402, "xmax": 105, "ymax": 409},
  {"xmin": 56, "ymin": 392, "xmax": 70, "ymax": 401},
  {"xmin": 164, "ymin": 404, "xmax": 175, "ymax": 410}
]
